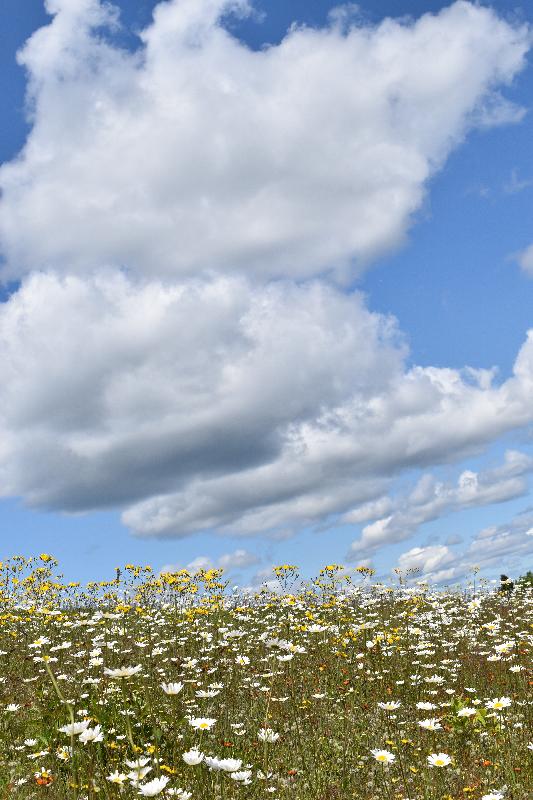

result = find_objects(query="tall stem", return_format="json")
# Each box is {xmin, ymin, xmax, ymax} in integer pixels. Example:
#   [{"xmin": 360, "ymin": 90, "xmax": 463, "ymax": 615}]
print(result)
[{"xmin": 44, "ymin": 659, "xmax": 78, "ymax": 798}]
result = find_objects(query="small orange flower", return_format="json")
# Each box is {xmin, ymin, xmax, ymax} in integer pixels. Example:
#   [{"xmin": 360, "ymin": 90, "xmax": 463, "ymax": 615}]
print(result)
[{"xmin": 35, "ymin": 775, "xmax": 53, "ymax": 786}]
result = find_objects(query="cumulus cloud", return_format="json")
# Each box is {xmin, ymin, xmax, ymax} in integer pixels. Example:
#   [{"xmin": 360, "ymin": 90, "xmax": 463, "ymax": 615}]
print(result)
[
  {"xmin": 342, "ymin": 496, "xmax": 394, "ymax": 525},
  {"xmin": 124, "ymin": 339, "xmax": 533, "ymax": 538},
  {"xmin": 348, "ymin": 449, "xmax": 533, "ymax": 556},
  {"xmin": 0, "ymin": 272, "xmax": 401, "ymax": 519},
  {"xmin": 0, "ymin": 0, "xmax": 529, "ymax": 283},
  {"xmin": 471, "ymin": 511, "xmax": 533, "ymax": 568},
  {"xmin": 1, "ymin": 272, "xmax": 533, "ymax": 540},
  {"xmin": 160, "ymin": 547, "xmax": 259, "ymax": 575},
  {"xmin": 0, "ymin": 2, "xmax": 532, "ymax": 547},
  {"xmin": 397, "ymin": 544, "xmax": 456, "ymax": 576},
  {"xmin": 396, "ymin": 508, "xmax": 533, "ymax": 584}
]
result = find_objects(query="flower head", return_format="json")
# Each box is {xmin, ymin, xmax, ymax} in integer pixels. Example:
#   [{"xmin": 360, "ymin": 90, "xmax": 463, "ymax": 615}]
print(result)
[
  {"xmin": 79, "ymin": 724, "xmax": 103, "ymax": 744},
  {"xmin": 138, "ymin": 776, "xmax": 169, "ymax": 796},
  {"xmin": 161, "ymin": 681, "xmax": 184, "ymax": 695},
  {"xmin": 204, "ymin": 756, "xmax": 243, "ymax": 772},
  {"xmin": 59, "ymin": 720, "xmax": 90, "ymax": 736},
  {"xmin": 371, "ymin": 749, "xmax": 396, "ymax": 765},
  {"xmin": 182, "ymin": 748, "xmax": 204, "ymax": 766},
  {"xmin": 427, "ymin": 753, "xmax": 451, "ymax": 767},
  {"xmin": 486, "ymin": 697, "xmax": 511, "ymax": 711},
  {"xmin": 188, "ymin": 717, "xmax": 216, "ymax": 731},
  {"xmin": 418, "ymin": 718, "xmax": 442, "ymax": 731},
  {"xmin": 104, "ymin": 665, "xmax": 142, "ymax": 679},
  {"xmin": 107, "ymin": 771, "xmax": 128, "ymax": 785},
  {"xmin": 457, "ymin": 707, "xmax": 476, "ymax": 718},
  {"xmin": 258, "ymin": 728, "xmax": 280, "ymax": 743},
  {"xmin": 230, "ymin": 770, "xmax": 253, "ymax": 783}
]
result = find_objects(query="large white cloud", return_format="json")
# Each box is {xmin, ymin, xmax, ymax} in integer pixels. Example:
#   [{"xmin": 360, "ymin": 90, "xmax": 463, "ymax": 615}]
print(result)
[
  {"xmin": 0, "ymin": 272, "xmax": 402, "ymax": 515},
  {"xmin": 1, "ymin": 1, "xmax": 532, "ymax": 550},
  {"xmin": 0, "ymin": 0, "xmax": 529, "ymax": 282},
  {"xmin": 347, "ymin": 449, "xmax": 533, "ymax": 556},
  {"xmin": 1, "ymin": 272, "xmax": 533, "ymax": 541}
]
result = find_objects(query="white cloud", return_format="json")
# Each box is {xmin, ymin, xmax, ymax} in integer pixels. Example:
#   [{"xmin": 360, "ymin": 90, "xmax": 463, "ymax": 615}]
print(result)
[
  {"xmin": 0, "ymin": 2, "xmax": 532, "ymax": 547},
  {"xmin": 397, "ymin": 544, "xmax": 455, "ymax": 575},
  {"xmin": 395, "ymin": 508, "xmax": 533, "ymax": 584},
  {"xmin": 218, "ymin": 548, "xmax": 260, "ymax": 570},
  {"xmin": 0, "ymin": 0, "xmax": 529, "ymax": 283},
  {"xmin": 1, "ymin": 272, "xmax": 533, "ymax": 540},
  {"xmin": 472, "ymin": 512, "xmax": 533, "ymax": 569},
  {"xmin": 179, "ymin": 556, "xmax": 213, "ymax": 574},
  {"xmin": 160, "ymin": 547, "xmax": 259, "ymax": 575},
  {"xmin": 342, "ymin": 495, "xmax": 394, "ymax": 525},
  {"xmin": 348, "ymin": 449, "xmax": 533, "ymax": 556},
  {"xmin": 126, "ymin": 344, "xmax": 533, "ymax": 538},
  {"xmin": 0, "ymin": 272, "xmax": 399, "ymax": 526}
]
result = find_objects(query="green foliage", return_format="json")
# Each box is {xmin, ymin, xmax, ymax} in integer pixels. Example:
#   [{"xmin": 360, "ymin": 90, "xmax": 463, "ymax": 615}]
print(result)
[{"xmin": 517, "ymin": 570, "xmax": 533, "ymax": 586}]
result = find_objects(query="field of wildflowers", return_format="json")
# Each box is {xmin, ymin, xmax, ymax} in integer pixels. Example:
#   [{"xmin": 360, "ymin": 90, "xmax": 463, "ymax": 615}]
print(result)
[{"xmin": 0, "ymin": 555, "xmax": 531, "ymax": 800}]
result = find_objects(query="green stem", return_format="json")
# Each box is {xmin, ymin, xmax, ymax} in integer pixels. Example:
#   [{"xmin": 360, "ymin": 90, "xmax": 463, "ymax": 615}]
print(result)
[{"xmin": 44, "ymin": 658, "xmax": 78, "ymax": 799}]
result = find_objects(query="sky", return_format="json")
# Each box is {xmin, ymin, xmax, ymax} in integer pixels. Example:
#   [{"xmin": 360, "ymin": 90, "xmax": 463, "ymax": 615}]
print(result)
[{"xmin": 0, "ymin": 0, "xmax": 532, "ymax": 588}]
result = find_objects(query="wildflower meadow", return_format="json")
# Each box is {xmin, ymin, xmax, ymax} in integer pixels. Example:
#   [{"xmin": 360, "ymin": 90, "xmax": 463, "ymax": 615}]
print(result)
[{"xmin": 0, "ymin": 556, "xmax": 531, "ymax": 800}]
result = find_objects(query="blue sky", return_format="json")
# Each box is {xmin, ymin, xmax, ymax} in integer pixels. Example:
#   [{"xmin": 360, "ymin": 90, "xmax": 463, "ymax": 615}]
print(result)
[{"xmin": 0, "ymin": 0, "xmax": 532, "ymax": 586}]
